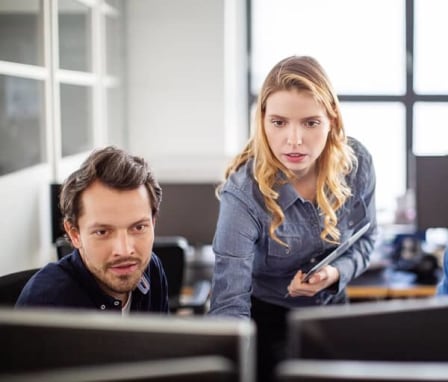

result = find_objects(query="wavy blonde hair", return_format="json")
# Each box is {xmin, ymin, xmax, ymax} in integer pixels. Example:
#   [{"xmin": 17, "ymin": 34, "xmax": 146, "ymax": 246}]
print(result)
[{"xmin": 223, "ymin": 56, "xmax": 356, "ymax": 245}]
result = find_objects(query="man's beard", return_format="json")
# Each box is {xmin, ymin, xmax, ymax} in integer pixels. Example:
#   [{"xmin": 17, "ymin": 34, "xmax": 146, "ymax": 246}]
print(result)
[{"xmin": 96, "ymin": 257, "xmax": 148, "ymax": 295}]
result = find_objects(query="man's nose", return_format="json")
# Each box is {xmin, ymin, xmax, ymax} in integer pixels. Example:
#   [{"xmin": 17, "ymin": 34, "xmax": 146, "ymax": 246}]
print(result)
[{"xmin": 113, "ymin": 231, "xmax": 135, "ymax": 256}]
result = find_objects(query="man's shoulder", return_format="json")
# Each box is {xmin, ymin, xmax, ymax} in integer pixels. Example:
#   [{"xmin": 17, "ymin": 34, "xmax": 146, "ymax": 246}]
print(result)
[{"xmin": 15, "ymin": 256, "xmax": 83, "ymax": 307}]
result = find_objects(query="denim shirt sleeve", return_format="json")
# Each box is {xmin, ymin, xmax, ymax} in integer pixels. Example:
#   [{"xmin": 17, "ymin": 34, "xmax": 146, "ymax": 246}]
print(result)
[
  {"xmin": 330, "ymin": 138, "xmax": 378, "ymax": 292},
  {"xmin": 209, "ymin": 186, "xmax": 260, "ymax": 318},
  {"xmin": 436, "ymin": 248, "xmax": 448, "ymax": 295}
]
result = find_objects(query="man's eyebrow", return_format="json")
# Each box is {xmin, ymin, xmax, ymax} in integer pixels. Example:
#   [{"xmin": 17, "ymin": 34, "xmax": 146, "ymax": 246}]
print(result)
[
  {"xmin": 87, "ymin": 223, "xmax": 113, "ymax": 230},
  {"xmin": 87, "ymin": 217, "xmax": 152, "ymax": 229},
  {"xmin": 131, "ymin": 218, "xmax": 152, "ymax": 225}
]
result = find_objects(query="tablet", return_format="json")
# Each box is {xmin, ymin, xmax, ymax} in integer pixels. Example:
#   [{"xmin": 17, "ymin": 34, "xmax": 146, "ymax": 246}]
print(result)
[{"xmin": 301, "ymin": 221, "xmax": 371, "ymax": 283}]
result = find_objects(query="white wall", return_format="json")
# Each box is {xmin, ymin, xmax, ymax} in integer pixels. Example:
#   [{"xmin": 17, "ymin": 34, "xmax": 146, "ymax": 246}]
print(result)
[
  {"xmin": 126, "ymin": 0, "xmax": 248, "ymax": 182},
  {"xmin": 0, "ymin": 165, "xmax": 53, "ymax": 275},
  {"xmin": 0, "ymin": 154, "xmax": 89, "ymax": 276}
]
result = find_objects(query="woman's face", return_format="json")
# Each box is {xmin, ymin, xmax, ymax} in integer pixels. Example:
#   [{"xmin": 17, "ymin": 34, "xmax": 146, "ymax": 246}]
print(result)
[{"xmin": 264, "ymin": 89, "xmax": 331, "ymax": 178}]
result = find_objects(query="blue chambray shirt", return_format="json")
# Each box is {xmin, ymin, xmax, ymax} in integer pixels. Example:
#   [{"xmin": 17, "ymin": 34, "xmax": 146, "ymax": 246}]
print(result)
[
  {"xmin": 209, "ymin": 137, "xmax": 378, "ymax": 318},
  {"xmin": 436, "ymin": 248, "xmax": 448, "ymax": 295}
]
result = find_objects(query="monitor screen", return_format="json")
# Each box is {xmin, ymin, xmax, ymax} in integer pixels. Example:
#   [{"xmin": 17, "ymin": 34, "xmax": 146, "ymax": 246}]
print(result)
[
  {"xmin": 155, "ymin": 183, "xmax": 220, "ymax": 246},
  {"xmin": 414, "ymin": 155, "xmax": 448, "ymax": 231},
  {"xmin": 0, "ymin": 308, "xmax": 255, "ymax": 382},
  {"xmin": 287, "ymin": 297, "xmax": 448, "ymax": 362},
  {"xmin": 50, "ymin": 183, "xmax": 64, "ymax": 243}
]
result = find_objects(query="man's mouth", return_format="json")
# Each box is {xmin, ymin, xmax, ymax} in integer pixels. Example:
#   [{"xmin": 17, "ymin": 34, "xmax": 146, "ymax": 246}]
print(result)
[{"xmin": 109, "ymin": 261, "xmax": 139, "ymax": 275}]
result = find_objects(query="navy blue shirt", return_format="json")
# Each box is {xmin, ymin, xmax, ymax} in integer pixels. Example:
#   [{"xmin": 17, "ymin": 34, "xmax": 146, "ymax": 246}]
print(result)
[{"xmin": 16, "ymin": 250, "xmax": 169, "ymax": 313}]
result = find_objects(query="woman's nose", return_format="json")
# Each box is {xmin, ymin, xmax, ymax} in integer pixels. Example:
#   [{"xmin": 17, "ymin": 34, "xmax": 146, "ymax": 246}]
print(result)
[{"xmin": 287, "ymin": 127, "xmax": 303, "ymax": 146}]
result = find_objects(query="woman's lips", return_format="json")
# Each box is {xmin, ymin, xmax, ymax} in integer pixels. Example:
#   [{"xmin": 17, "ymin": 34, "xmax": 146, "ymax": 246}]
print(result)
[{"xmin": 284, "ymin": 153, "xmax": 306, "ymax": 163}]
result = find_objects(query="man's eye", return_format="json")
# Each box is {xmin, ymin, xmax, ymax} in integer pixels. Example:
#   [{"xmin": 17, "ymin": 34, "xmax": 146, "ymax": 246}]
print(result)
[
  {"xmin": 94, "ymin": 230, "xmax": 107, "ymax": 236},
  {"xmin": 134, "ymin": 224, "xmax": 148, "ymax": 233}
]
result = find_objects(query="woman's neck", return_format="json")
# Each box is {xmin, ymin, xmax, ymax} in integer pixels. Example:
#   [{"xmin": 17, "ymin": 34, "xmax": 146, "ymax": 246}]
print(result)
[{"xmin": 291, "ymin": 167, "xmax": 317, "ymax": 202}]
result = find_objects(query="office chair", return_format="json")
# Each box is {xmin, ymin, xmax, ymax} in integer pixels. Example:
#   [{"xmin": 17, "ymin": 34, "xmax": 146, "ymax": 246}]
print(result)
[
  {"xmin": 55, "ymin": 236, "xmax": 73, "ymax": 259},
  {"xmin": 153, "ymin": 236, "xmax": 211, "ymax": 314},
  {"xmin": 0, "ymin": 268, "xmax": 40, "ymax": 306}
]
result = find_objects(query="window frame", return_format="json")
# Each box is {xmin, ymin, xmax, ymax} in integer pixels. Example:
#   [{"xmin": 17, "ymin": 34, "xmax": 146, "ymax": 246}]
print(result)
[{"xmin": 247, "ymin": 0, "xmax": 448, "ymax": 191}]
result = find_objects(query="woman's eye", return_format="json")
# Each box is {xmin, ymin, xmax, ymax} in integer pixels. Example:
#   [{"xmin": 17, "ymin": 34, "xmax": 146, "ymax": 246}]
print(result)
[
  {"xmin": 271, "ymin": 119, "xmax": 285, "ymax": 127},
  {"xmin": 305, "ymin": 120, "xmax": 320, "ymax": 128}
]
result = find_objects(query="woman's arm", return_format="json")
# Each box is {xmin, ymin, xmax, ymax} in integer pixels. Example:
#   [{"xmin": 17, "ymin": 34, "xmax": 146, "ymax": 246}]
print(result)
[{"xmin": 208, "ymin": 190, "xmax": 260, "ymax": 318}]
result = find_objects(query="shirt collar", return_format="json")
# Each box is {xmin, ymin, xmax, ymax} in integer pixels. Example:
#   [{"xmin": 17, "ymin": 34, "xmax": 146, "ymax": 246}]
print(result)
[{"xmin": 276, "ymin": 175, "xmax": 304, "ymax": 211}]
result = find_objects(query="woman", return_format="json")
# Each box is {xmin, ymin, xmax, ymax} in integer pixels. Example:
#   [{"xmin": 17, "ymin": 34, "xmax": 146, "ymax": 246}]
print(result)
[{"xmin": 208, "ymin": 56, "xmax": 377, "ymax": 381}]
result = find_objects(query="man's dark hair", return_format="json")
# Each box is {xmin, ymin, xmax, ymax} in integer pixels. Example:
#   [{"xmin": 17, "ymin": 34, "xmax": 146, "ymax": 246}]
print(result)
[{"xmin": 60, "ymin": 146, "xmax": 162, "ymax": 228}]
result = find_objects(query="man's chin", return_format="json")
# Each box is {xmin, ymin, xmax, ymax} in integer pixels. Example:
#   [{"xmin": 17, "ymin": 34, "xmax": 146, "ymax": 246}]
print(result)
[{"xmin": 102, "ymin": 273, "xmax": 141, "ymax": 294}]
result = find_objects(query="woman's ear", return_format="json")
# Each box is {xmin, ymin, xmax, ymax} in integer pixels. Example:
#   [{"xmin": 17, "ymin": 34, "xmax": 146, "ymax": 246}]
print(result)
[{"xmin": 63, "ymin": 220, "xmax": 81, "ymax": 248}]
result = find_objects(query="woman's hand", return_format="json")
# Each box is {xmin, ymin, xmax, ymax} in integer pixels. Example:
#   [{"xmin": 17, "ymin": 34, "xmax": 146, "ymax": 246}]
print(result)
[{"xmin": 286, "ymin": 265, "xmax": 340, "ymax": 297}]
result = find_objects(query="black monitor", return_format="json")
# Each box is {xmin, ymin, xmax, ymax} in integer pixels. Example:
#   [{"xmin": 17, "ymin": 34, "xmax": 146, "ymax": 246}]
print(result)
[
  {"xmin": 287, "ymin": 297, "xmax": 448, "ymax": 362},
  {"xmin": 3, "ymin": 356, "xmax": 236, "ymax": 382},
  {"xmin": 50, "ymin": 183, "xmax": 64, "ymax": 243},
  {"xmin": 276, "ymin": 359, "xmax": 448, "ymax": 382},
  {"xmin": 155, "ymin": 183, "xmax": 220, "ymax": 246},
  {"xmin": 414, "ymin": 155, "xmax": 448, "ymax": 231},
  {"xmin": 0, "ymin": 308, "xmax": 255, "ymax": 382}
]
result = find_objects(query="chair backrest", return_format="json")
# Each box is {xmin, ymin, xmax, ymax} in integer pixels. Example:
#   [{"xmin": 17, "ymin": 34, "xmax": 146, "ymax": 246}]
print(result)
[
  {"xmin": 0, "ymin": 268, "xmax": 40, "ymax": 306},
  {"xmin": 153, "ymin": 236, "xmax": 188, "ymax": 305},
  {"xmin": 55, "ymin": 236, "xmax": 73, "ymax": 259}
]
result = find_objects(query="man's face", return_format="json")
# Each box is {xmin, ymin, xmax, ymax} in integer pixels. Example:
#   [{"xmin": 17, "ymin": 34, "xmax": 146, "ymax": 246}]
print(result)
[{"xmin": 65, "ymin": 180, "xmax": 155, "ymax": 303}]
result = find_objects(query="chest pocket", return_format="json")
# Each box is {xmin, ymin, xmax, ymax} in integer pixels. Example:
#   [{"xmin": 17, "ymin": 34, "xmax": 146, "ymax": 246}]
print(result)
[
  {"xmin": 338, "ymin": 197, "xmax": 368, "ymax": 242},
  {"xmin": 267, "ymin": 223, "xmax": 303, "ymax": 258}
]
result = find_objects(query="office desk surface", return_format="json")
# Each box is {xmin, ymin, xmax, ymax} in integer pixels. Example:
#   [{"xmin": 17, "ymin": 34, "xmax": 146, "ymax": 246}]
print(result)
[{"xmin": 347, "ymin": 268, "xmax": 438, "ymax": 300}]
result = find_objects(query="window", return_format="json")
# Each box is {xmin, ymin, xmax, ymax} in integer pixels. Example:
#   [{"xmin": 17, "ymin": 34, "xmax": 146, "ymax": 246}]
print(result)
[
  {"xmin": 250, "ymin": 0, "xmax": 448, "ymax": 223},
  {"xmin": 0, "ymin": 0, "xmax": 126, "ymax": 176}
]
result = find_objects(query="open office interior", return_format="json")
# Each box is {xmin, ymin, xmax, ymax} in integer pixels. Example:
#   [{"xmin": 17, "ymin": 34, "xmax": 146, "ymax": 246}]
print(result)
[{"xmin": 1, "ymin": 1, "xmax": 448, "ymax": 381}]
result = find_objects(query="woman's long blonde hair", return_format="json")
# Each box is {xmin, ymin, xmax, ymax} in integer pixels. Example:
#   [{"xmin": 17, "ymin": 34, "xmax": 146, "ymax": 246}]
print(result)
[{"xmin": 223, "ymin": 56, "xmax": 356, "ymax": 245}]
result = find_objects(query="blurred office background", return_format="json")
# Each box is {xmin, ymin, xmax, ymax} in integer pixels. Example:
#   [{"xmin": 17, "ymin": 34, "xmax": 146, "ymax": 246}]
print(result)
[{"xmin": 0, "ymin": 0, "xmax": 447, "ymax": 276}]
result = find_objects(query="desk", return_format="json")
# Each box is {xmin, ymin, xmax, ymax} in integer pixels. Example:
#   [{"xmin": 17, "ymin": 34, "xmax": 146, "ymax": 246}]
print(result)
[{"xmin": 347, "ymin": 268, "xmax": 438, "ymax": 301}]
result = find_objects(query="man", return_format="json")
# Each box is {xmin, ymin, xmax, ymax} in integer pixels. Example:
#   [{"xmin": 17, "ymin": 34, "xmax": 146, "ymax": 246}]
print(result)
[{"xmin": 16, "ymin": 146, "xmax": 169, "ymax": 314}]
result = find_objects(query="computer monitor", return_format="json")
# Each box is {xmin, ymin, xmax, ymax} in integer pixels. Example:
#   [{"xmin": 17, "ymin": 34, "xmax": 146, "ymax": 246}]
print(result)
[
  {"xmin": 155, "ymin": 183, "xmax": 220, "ymax": 246},
  {"xmin": 0, "ymin": 308, "xmax": 255, "ymax": 382},
  {"xmin": 414, "ymin": 155, "xmax": 448, "ymax": 231},
  {"xmin": 287, "ymin": 297, "xmax": 448, "ymax": 362},
  {"xmin": 3, "ymin": 356, "xmax": 236, "ymax": 382},
  {"xmin": 50, "ymin": 183, "xmax": 64, "ymax": 243},
  {"xmin": 276, "ymin": 359, "xmax": 448, "ymax": 382}
]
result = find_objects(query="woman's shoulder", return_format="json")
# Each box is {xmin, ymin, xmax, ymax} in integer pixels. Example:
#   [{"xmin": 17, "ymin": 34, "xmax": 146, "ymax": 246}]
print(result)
[
  {"xmin": 223, "ymin": 159, "xmax": 256, "ymax": 192},
  {"xmin": 347, "ymin": 136, "xmax": 372, "ymax": 160}
]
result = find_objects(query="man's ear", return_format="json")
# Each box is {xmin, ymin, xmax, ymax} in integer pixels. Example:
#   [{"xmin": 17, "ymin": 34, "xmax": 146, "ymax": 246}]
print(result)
[{"xmin": 64, "ymin": 220, "xmax": 81, "ymax": 248}]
